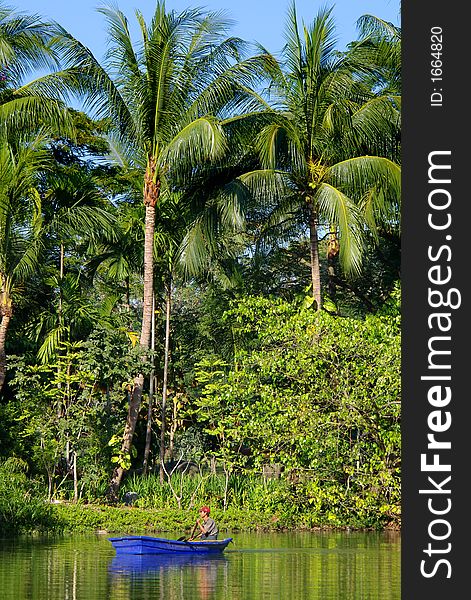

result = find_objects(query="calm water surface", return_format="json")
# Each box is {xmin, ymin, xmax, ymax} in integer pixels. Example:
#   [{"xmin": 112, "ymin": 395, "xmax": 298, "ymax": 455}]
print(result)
[{"xmin": 0, "ymin": 531, "xmax": 400, "ymax": 599}]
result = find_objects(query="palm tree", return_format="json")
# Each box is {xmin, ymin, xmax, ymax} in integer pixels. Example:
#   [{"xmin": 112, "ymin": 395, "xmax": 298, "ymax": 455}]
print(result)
[
  {"xmin": 31, "ymin": 164, "xmax": 117, "ymax": 363},
  {"xmin": 0, "ymin": 4, "xmax": 99, "ymax": 392},
  {"xmin": 0, "ymin": 3, "xmax": 72, "ymax": 138},
  {"xmin": 352, "ymin": 14, "xmax": 401, "ymax": 96},
  {"xmin": 34, "ymin": 2, "xmax": 266, "ymax": 345},
  {"xmin": 0, "ymin": 134, "xmax": 47, "ymax": 391},
  {"xmin": 148, "ymin": 194, "xmax": 183, "ymax": 481},
  {"xmin": 242, "ymin": 4, "xmax": 401, "ymax": 310},
  {"xmin": 21, "ymin": 1, "xmax": 271, "ymax": 496},
  {"xmin": 137, "ymin": 176, "xmax": 247, "ymax": 479}
]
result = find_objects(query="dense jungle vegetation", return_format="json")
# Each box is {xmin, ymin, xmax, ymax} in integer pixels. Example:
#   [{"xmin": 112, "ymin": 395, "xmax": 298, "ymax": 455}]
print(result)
[{"xmin": 0, "ymin": 1, "xmax": 401, "ymax": 534}]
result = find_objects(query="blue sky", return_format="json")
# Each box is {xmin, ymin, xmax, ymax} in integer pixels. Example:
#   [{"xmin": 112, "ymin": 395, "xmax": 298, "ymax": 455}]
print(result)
[{"xmin": 16, "ymin": 0, "xmax": 400, "ymax": 59}]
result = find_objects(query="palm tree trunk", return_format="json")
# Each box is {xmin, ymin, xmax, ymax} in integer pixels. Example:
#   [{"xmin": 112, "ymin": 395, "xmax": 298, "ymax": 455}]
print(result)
[
  {"xmin": 168, "ymin": 397, "xmax": 177, "ymax": 461},
  {"xmin": 124, "ymin": 276, "xmax": 131, "ymax": 313},
  {"xmin": 108, "ymin": 157, "xmax": 160, "ymax": 500},
  {"xmin": 142, "ymin": 373, "xmax": 155, "ymax": 476},
  {"xmin": 0, "ymin": 310, "xmax": 11, "ymax": 392},
  {"xmin": 57, "ymin": 243, "xmax": 65, "ymax": 418},
  {"xmin": 140, "ymin": 203, "xmax": 156, "ymax": 349},
  {"xmin": 73, "ymin": 451, "xmax": 78, "ymax": 502},
  {"xmin": 59, "ymin": 242, "xmax": 64, "ymax": 317},
  {"xmin": 308, "ymin": 204, "xmax": 322, "ymax": 310},
  {"xmin": 108, "ymin": 374, "xmax": 144, "ymax": 500},
  {"xmin": 140, "ymin": 157, "xmax": 160, "ymax": 348},
  {"xmin": 142, "ymin": 294, "xmax": 156, "ymax": 475},
  {"xmin": 160, "ymin": 280, "xmax": 172, "ymax": 484}
]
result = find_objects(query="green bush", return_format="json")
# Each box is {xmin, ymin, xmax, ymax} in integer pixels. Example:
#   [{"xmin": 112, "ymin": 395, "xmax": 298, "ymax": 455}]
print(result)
[
  {"xmin": 0, "ymin": 458, "xmax": 60, "ymax": 534},
  {"xmin": 190, "ymin": 291, "xmax": 401, "ymax": 529}
]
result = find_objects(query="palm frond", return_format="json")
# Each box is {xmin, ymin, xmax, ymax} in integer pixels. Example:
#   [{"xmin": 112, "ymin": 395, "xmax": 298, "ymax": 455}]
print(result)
[
  {"xmin": 357, "ymin": 15, "xmax": 401, "ymax": 42},
  {"xmin": 350, "ymin": 95, "xmax": 401, "ymax": 157},
  {"xmin": 46, "ymin": 205, "xmax": 118, "ymax": 241},
  {"xmin": 37, "ymin": 324, "xmax": 69, "ymax": 364},
  {"xmin": 326, "ymin": 155, "xmax": 401, "ymax": 237},
  {"xmin": 0, "ymin": 95, "xmax": 74, "ymax": 139},
  {"xmin": 98, "ymin": 3, "xmax": 141, "ymax": 79},
  {"xmin": 238, "ymin": 169, "xmax": 292, "ymax": 209},
  {"xmin": 159, "ymin": 116, "xmax": 227, "ymax": 173},
  {"xmin": 326, "ymin": 155, "xmax": 401, "ymax": 200},
  {"xmin": 315, "ymin": 182, "xmax": 363, "ymax": 275},
  {"xmin": 0, "ymin": 6, "xmax": 58, "ymax": 83}
]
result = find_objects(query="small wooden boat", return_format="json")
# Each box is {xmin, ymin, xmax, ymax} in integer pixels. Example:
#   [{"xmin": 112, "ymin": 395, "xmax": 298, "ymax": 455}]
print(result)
[{"xmin": 108, "ymin": 535, "xmax": 232, "ymax": 555}]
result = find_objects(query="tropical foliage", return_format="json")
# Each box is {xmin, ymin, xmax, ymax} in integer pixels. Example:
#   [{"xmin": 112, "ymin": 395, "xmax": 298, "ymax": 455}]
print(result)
[
  {"xmin": 0, "ymin": 0, "xmax": 401, "ymax": 532},
  {"xmin": 239, "ymin": 5, "xmax": 400, "ymax": 310}
]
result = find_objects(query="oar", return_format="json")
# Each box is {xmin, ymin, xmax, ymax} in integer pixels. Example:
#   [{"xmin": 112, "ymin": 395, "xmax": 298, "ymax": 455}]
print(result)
[{"xmin": 177, "ymin": 520, "xmax": 198, "ymax": 542}]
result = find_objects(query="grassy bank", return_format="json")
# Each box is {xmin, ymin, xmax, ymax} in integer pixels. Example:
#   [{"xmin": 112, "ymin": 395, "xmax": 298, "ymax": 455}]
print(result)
[
  {"xmin": 1, "ymin": 498, "xmax": 400, "ymax": 536},
  {"xmin": 40, "ymin": 502, "xmax": 399, "ymax": 535},
  {"xmin": 2, "ymin": 464, "xmax": 400, "ymax": 535},
  {"xmin": 50, "ymin": 504, "xmax": 285, "ymax": 534}
]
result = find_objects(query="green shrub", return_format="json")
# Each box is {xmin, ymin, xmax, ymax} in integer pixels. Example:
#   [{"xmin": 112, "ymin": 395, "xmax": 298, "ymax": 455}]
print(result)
[{"xmin": 0, "ymin": 458, "xmax": 60, "ymax": 534}]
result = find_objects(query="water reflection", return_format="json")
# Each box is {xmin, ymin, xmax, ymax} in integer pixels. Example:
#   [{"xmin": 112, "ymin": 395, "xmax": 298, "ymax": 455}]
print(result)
[
  {"xmin": 0, "ymin": 531, "xmax": 400, "ymax": 600},
  {"xmin": 108, "ymin": 550, "xmax": 228, "ymax": 600},
  {"xmin": 109, "ymin": 552, "xmax": 228, "ymax": 574}
]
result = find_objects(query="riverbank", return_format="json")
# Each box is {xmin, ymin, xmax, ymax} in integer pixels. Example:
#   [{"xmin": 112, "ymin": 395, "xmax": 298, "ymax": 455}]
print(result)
[
  {"xmin": 1, "ymin": 462, "xmax": 400, "ymax": 536},
  {"xmin": 45, "ymin": 503, "xmax": 400, "ymax": 535}
]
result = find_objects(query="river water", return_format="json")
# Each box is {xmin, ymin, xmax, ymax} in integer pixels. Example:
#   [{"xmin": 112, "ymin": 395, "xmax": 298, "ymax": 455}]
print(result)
[{"xmin": 0, "ymin": 530, "xmax": 400, "ymax": 599}]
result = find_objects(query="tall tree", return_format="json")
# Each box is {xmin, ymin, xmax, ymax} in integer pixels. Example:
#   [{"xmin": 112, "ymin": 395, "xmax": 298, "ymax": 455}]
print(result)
[
  {"xmin": 23, "ymin": 1, "xmax": 270, "ymax": 496},
  {"xmin": 352, "ymin": 14, "xmax": 401, "ymax": 96},
  {"xmin": 0, "ymin": 2, "xmax": 71, "ymax": 138},
  {"xmin": 0, "ymin": 135, "xmax": 46, "ymax": 391},
  {"xmin": 0, "ymin": 4, "xmax": 95, "ymax": 391},
  {"xmin": 242, "ymin": 5, "xmax": 400, "ymax": 310}
]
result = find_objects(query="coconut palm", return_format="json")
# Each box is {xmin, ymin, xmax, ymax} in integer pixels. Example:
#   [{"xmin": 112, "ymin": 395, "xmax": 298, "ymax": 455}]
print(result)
[
  {"xmin": 20, "ymin": 1, "xmax": 271, "ymax": 495},
  {"xmin": 241, "ymin": 4, "xmax": 401, "ymax": 310},
  {"xmin": 0, "ymin": 2, "xmax": 55, "ymax": 77},
  {"xmin": 0, "ymin": 134, "xmax": 47, "ymax": 391},
  {"xmin": 30, "ymin": 2, "xmax": 267, "ymax": 347},
  {"xmin": 30, "ymin": 164, "xmax": 117, "ymax": 363},
  {"xmin": 0, "ymin": 2, "xmax": 72, "ymax": 138},
  {"xmin": 352, "ymin": 14, "xmax": 401, "ymax": 96}
]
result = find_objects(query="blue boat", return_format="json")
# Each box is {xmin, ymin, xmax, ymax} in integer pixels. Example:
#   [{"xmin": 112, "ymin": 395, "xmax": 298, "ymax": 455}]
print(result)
[{"xmin": 108, "ymin": 535, "xmax": 233, "ymax": 555}]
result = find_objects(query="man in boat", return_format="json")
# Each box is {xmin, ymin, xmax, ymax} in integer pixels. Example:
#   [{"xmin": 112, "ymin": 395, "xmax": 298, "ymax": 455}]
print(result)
[{"xmin": 194, "ymin": 506, "xmax": 219, "ymax": 540}]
